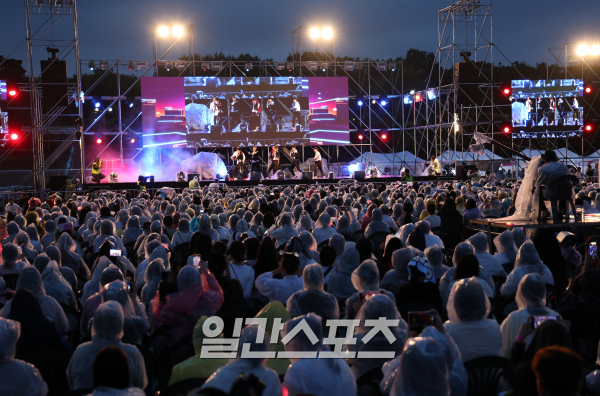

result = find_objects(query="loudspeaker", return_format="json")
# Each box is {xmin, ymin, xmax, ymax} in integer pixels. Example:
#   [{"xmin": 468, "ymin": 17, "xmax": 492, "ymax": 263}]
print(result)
[
  {"xmin": 250, "ymin": 172, "xmax": 262, "ymax": 180},
  {"xmin": 329, "ymin": 171, "xmax": 334, "ymax": 179},
  {"xmin": 187, "ymin": 173, "xmax": 199, "ymax": 182},
  {"xmin": 40, "ymin": 59, "xmax": 68, "ymax": 124},
  {"xmin": 302, "ymin": 171, "xmax": 313, "ymax": 180},
  {"xmin": 48, "ymin": 175, "xmax": 68, "ymax": 191},
  {"xmin": 354, "ymin": 171, "xmax": 366, "ymax": 180}
]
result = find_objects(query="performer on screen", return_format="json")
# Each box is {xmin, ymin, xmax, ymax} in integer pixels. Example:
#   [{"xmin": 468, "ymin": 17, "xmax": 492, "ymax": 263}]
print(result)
[
  {"xmin": 92, "ymin": 158, "xmax": 105, "ymax": 183},
  {"xmin": 230, "ymin": 147, "xmax": 248, "ymax": 180},
  {"xmin": 313, "ymin": 147, "xmax": 325, "ymax": 177},
  {"xmin": 251, "ymin": 97, "xmax": 261, "ymax": 131},
  {"xmin": 289, "ymin": 146, "xmax": 301, "ymax": 177},
  {"xmin": 266, "ymin": 97, "xmax": 277, "ymax": 129},
  {"xmin": 250, "ymin": 146, "xmax": 261, "ymax": 174},
  {"xmin": 557, "ymin": 97, "xmax": 565, "ymax": 124},
  {"xmin": 548, "ymin": 97, "xmax": 556, "ymax": 125},
  {"xmin": 573, "ymin": 97, "xmax": 580, "ymax": 125},
  {"xmin": 210, "ymin": 97, "xmax": 222, "ymax": 126},
  {"xmin": 525, "ymin": 96, "xmax": 534, "ymax": 126},
  {"xmin": 291, "ymin": 97, "xmax": 301, "ymax": 130},
  {"xmin": 536, "ymin": 95, "xmax": 544, "ymax": 125},
  {"xmin": 229, "ymin": 96, "xmax": 240, "ymax": 130},
  {"xmin": 266, "ymin": 146, "xmax": 280, "ymax": 177}
]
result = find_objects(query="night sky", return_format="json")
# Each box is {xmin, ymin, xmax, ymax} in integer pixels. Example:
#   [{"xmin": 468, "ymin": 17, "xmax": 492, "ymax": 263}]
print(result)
[{"xmin": 1, "ymin": 0, "xmax": 600, "ymax": 72}]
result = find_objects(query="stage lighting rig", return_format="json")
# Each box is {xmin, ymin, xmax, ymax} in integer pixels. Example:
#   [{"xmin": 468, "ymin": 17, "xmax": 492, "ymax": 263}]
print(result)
[
  {"xmin": 172, "ymin": 25, "xmax": 185, "ymax": 38},
  {"xmin": 157, "ymin": 25, "xmax": 170, "ymax": 37},
  {"xmin": 128, "ymin": 61, "xmax": 135, "ymax": 71},
  {"xmin": 376, "ymin": 62, "xmax": 387, "ymax": 71},
  {"xmin": 88, "ymin": 60, "xmax": 96, "ymax": 71},
  {"xmin": 389, "ymin": 63, "xmax": 396, "ymax": 72}
]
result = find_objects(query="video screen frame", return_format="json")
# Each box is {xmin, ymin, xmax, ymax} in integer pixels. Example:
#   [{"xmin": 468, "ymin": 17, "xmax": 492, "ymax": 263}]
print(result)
[
  {"xmin": 141, "ymin": 76, "xmax": 350, "ymax": 148},
  {"xmin": 511, "ymin": 79, "xmax": 583, "ymax": 133}
]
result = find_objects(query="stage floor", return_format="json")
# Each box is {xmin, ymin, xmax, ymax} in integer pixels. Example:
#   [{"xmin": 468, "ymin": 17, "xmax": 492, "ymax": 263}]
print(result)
[{"xmin": 83, "ymin": 175, "xmax": 455, "ymax": 190}]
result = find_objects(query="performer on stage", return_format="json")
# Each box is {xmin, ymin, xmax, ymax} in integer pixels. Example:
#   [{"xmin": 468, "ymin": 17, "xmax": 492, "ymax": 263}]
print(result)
[
  {"xmin": 230, "ymin": 147, "xmax": 248, "ymax": 180},
  {"xmin": 266, "ymin": 97, "xmax": 277, "ymax": 129},
  {"xmin": 92, "ymin": 158, "xmax": 105, "ymax": 183},
  {"xmin": 557, "ymin": 97, "xmax": 565, "ymax": 124},
  {"xmin": 291, "ymin": 97, "xmax": 301, "ymax": 130},
  {"xmin": 313, "ymin": 147, "xmax": 325, "ymax": 177},
  {"xmin": 536, "ymin": 95, "xmax": 544, "ymax": 126},
  {"xmin": 525, "ymin": 96, "xmax": 534, "ymax": 126},
  {"xmin": 229, "ymin": 96, "xmax": 240, "ymax": 130},
  {"xmin": 210, "ymin": 97, "xmax": 222, "ymax": 126},
  {"xmin": 251, "ymin": 97, "xmax": 261, "ymax": 131},
  {"xmin": 289, "ymin": 146, "xmax": 301, "ymax": 177},
  {"xmin": 266, "ymin": 146, "xmax": 280, "ymax": 177},
  {"xmin": 426, "ymin": 155, "xmax": 441, "ymax": 176},
  {"xmin": 250, "ymin": 146, "xmax": 260, "ymax": 174}
]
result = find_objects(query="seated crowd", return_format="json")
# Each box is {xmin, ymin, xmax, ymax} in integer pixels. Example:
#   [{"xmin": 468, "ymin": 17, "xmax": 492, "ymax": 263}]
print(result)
[{"xmin": 0, "ymin": 178, "xmax": 598, "ymax": 396}]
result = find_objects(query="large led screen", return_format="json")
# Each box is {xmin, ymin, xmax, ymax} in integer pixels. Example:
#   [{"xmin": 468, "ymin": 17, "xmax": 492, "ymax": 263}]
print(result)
[
  {"xmin": 511, "ymin": 79, "xmax": 583, "ymax": 135},
  {"xmin": 141, "ymin": 76, "xmax": 350, "ymax": 148}
]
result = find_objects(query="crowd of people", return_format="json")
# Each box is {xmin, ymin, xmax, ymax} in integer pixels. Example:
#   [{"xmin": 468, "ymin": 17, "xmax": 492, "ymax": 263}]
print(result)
[{"xmin": 0, "ymin": 175, "xmax": 599, "ymax": 396}]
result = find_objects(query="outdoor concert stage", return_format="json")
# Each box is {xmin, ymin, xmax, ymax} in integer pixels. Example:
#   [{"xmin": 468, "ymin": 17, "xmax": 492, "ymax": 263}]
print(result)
[{"xmin": 83, "ymin": 175, "xmax": 455, "ymax": 190}]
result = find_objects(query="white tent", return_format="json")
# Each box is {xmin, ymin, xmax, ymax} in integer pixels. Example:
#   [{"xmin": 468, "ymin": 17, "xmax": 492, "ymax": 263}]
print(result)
[{"xmin": 348, "ymin": 152, "xmax": 425, "ymax": 175}]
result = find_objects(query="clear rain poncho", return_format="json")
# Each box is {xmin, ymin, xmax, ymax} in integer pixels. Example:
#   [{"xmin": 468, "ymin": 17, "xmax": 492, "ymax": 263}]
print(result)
[
  {"xmin": 121, "ymin": 216, "xmax": 143, "ymax": 245},
  {"xmin": 444, "ymin": 277, "xmax": 502, "ymax": 362},
  {"xmin": 56, "ymin": 232, "xmax": 90, "ymax": 285},
  {"xmin": 389, "ymin": 337, "xmax": 450, "ymax": 396},
  {"xmin": 365, "ymin": 207, "xmax": 390, "ymax": 237},
  {"xmin": 426, "ymin": 245, "xmax": 450, "ymax": 281},
  {"xmin": 102, "ymin": 280, "xmax": 147, "ymax": 345},
  {"xmin": 512, "ymin": 227, "xmax": 528, "ymax": 249},
  {"xmin": 380, "ymin": 248, "xmax": 420, "ymax": 296},
  {"xmin": 346, "ymin": 260, "xmax": 396, "ymax": 320},
  {"xmin": 493, "ymin": 229, "xmax": 518, "ymax": 266},
  {"xmin": 467, "ymin": 232, "xmax": 506, "ymax": 276},
  {"xmin": 282, "ymin": 313, "xmax": 357, "ymax": 396},
  {"xmin": 0, "ymin": 266, "xmax": 68, "ymax": 334},
  {"xmin": 66, "ymin": 301, "xmax": 147, "ymax": 390},
  {"xmin": 499, "ymin": 240, "xmax": 554, "ymax": 297},
  {"xmin": 397, "ymin": 223, "xmax": 415, "ymax": 247},
  {"xmin": 346, "ymin": 294, "xmax": 407, "ymax": 379},
  {"xmin": 141, "ymin": 258, "xmax": 165, "ymax": 307},
  {"xmin": 499, "ymin": 273, "xmax": 558, "ymax": 358},
  {"xmin": 202, "ymin": 325, "xmax": 282, "ymax": 396},
  {"xmin": 327, "ymin": 248, "xmax": 360, "ymax": 301},
  {"xmin": 311, "ymin": 212, "xmax": 337, "ymax": 245},
  {"xmin": 94, "ymin": 219, "xmax": 126, "ymax": 253},
  {"xmin": 41, "ymin": 261, "xmax": 76, "ymax": 310},
  {"xmin": 81, "ymin": 256, "xmax": 114, "ymax": 305},
  {"xmin": 287, "ymin": 263, "xmax": 339, "ymax": 320},
  {"xmin": 0, "ymin": 318, "xmax": 48, "ymax": 396}
]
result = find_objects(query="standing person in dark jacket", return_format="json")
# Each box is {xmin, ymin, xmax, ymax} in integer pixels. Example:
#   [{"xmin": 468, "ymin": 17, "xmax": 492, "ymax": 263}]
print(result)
[
  {"xmin": 438, "ymin": 198, "xmax": 463, "ymax": 249},
  {"xmin": 289, "ymin": 146, "xmax": 301, "ymax": 177},
  {"xmin": 249, "ymin": 147, "xmax": 261, "ymax": 174}
]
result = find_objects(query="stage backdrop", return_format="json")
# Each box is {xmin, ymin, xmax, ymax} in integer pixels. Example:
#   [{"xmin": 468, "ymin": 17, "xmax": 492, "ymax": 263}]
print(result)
[{"xmin": 141, "ymin": 76, "xmax": 350, "ymax": 148}]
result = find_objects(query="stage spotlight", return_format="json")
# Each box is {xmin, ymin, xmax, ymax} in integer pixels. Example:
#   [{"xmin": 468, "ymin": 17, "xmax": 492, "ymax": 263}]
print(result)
[
  {"xmin": 371, "ymin": 99, "xmax": 377, "ymax": 104},
  {"xmin": 8, "ymin": 90, "xmax": 17, "ymax": 97},
  {"xmin": 128, "ymin": 61, "xmax": 135, "ymax": 71},
  {"xmin": 592, "ymin": 44, "xmax": 600, "ymax": 56},
  {"xmin": 145, "ymin": 171, "xmax": 151, "ymax": 176},
  {"xmin": 414, "ymin": 93, "xmax": 422, "ymax": 102},
  {"xmin": 130, "ymin": 138, "xmax": 136, "ymax": 143},
  {"xmin": 10, "ymin": 133, "xmax": 18, "ymax": 140},
  {"xmin": 172, "ymin": 25, "xmax": 185, "ymax": 38},
  {"xmin": 358, "ymin": 134, "xmax": 364, "ymax": 140},
  {"xmin": 108, "ymin": 107, "xmax": 113, "ymax": 112},
  {"xmin": 380, "ymin": 99, "xmax": 387, "ymax": 106},
  {"xmin": 585, "ymin": 86, "xmax": 592, "ymax": 94},
  {"xmin": 165, "ymin": 62, "xmax": 173, "ymax": 72},
  {"xmin": 157, "ymin": 25, "xmax": 170, "ymax": 37},
  {"xmin": 322, "ymin": 27, "xmax": 333, "ymax": 40},
  {"xmin": 357, "ymin": 100, "xmax": 363, "ymax": 106},
  {"xmin": 576, "ymin": 44, "xmax": 589, "ymax": 56},
  {"xmin": 309, "ymin": 27, "xmax": 320, "ymax": 39},
  {"xmin": 88, "ymin": 60, "xmax": 96, "ymax": 71},
  {"xmin": 245, "ymin": 63, "xmax": 253, "ymax": 72},
  {"xmin": 129, "ymin": 103, "xmax": 134, "ymax": 108},
  {"xmin": 389, "ymin": 63, "xmax": 396, "ymax": 71},
  {"xmin": 427, "ymin": 90, "xmax": 436, "ymax": 100},
  {"xmin": 381, "ymin": 133, "xmax": 387, "ymax": 140},
  {"xmin": 96, "ymin": 138, "xmax": 102, "ymax": 144},
  {"xmin": 94, "ymin": 102, "xmax": 100, "ymax": 108},
  {"xmin": 503, "ymin": 126, "xmax": 511, "ymax": 133},
  {"xmin": 585, "ymin": 124, "xmax": 593, "ymax": 132}
]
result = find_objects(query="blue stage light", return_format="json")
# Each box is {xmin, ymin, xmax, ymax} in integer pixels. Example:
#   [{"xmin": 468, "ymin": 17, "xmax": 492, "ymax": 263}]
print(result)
[
  {"xmin": 380, "ymin": 100, "xmax": 387, "ymax": 106},
  {"xmin": 94, "ymin": 102, "xmax": 100, "ymax": 108},
  {"xmin": 129, "ymin": 103, "xmax": 134, "ymax": 108},
  {"xmin": 358, "ymin": 100, "xmax": 363, "ymax": 106},
  {"xmin": 145, "ymin": 172, "xmax": 150, "ymax": 176}
]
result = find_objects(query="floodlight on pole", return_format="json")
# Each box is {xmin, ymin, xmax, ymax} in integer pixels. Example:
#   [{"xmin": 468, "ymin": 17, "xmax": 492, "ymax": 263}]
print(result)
[
  {"xmin": 172, "ymin": 25, "xmax": 185, "ymax": 38},
  {"xmin": 591, "ymin": 44, "xmax": 600, "ymax": 56},
  {"xmin": 576, "ymin": 44, "xmax": 589, "ymax": 56},
  {"xmin": 157, "ymin": 25, "xmax": 170, "ymax": 37},
  {"xmin": 309, "ymin": 28, "xmax": 320, "ymax": 39},
  {"xmin": 322, "ymin": 27, "xmax": 333, "ymax": 40}
]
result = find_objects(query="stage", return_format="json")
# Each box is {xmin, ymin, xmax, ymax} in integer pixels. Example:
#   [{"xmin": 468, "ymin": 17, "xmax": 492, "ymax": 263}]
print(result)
[{"xmin": 82, "ymin": 174, "xmax": 455, "ymax": 191}]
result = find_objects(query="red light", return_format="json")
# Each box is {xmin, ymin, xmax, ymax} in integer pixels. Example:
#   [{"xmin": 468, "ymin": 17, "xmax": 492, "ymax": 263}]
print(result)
[
  {"xmin": 585, "ymin": 125, "xmax": 593, "ymax": 132},
  {"xmin": 381, "ymin": 134, "xmax": 387, "ymax": 140},
  {"xmin": 358, "ymin": 134, "xmax": 363, "ymax": 140},
  {"xmin": 10, "ymin": 133, "xmax": 18, "ymax": 140},
  {"xmin": 8, "ymin": 90, "xmax": 16, "ymax": 96},
  {"xmin": 503, "ymin": 88, "xmax": 511, "ymax": 95},
  {"xmin": 415, "ymin": 94, "xmax": 422, "ymax": 101},
  {"xmin": 503, "ymin": 126, "xmax": 511, "ymax": 133},
  {"xmin": 130, "ymin": 138, "xmax": 135, "ymax": 143},
  {"xmin": 96, "ymin": 138, "xmax": 102, "ymax": 144},
  {"xmin": 586, "ymin": 87, "xmax": 592, "ymax": 93}
]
